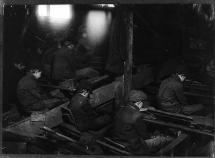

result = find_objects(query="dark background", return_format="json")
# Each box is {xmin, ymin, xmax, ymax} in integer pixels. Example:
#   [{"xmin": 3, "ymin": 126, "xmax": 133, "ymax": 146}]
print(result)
[{"xmin": 3, "ymin": 4, "xmax": 214, "ymax": 112}]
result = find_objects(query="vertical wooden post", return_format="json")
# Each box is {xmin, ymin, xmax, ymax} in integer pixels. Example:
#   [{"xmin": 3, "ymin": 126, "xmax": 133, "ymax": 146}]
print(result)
[
  {"xmin": 123, "ymin": 9, "xmax": 133, "ymax": 104},
  {"xmin": 213, "ymin": 3, "xmax": 215, "ymax": 142},
  {"xmin": 0, "ymin": 2, "xmax": 3, "ymax": 154}
]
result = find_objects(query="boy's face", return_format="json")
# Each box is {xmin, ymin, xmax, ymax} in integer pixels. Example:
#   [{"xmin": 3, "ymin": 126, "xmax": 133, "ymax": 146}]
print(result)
[
  {"xmin": 80, "ymin": 90, "xmax": 89, "ymax": 97},
  {"xmin": 178, "ymin": 74, "xmax": 186, "ymax": 82},
  {"xmin": 134, "ymin": 101, "xmax": 143, "ymax": 109},
  {"xmin": 32, "ymin": 69, "xmax": 42, "ymax": 79}
]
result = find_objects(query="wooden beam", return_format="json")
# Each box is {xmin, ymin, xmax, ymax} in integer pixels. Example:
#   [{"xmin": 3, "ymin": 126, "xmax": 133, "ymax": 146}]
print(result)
[
  {"xmin": 158, "ymin": 133, "xmax": 189, "ymax": 155},
  {"xmin": 148, "ymin": 108, "xmax": 193, "ymax": 120},
  {"xmin": 213, "ymin": 3, "xmax": 215, "ymax": 138},
  {"xmin": 0, "ymin": 2, "xmax": 3, "ymax": 154},
  {"xmin": 60, "ymin": 123, "xmax": 127, "ymax": 149},
  {"xmin": 124, "ymin": 9, "xmax": 133, "ymax": 103},
  {"xmin": 58, "ymin": 123, "xmax": 132, "ymax": 155}
]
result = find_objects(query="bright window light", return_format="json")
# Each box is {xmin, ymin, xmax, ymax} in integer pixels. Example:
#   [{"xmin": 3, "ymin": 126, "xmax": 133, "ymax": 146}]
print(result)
[
  {"xmin": 50, "ymin": 5, "xmax": 72, "ymax": 20},
  {"xmin": 37, "ymin": 5, "xmax": 48, "ymax": 17},
  {"xmin": 36, "ymin": 5, "xmax": 74, "ymax": 30},
  {"xmin": 86, "ymin": 11, "xmax": 112, "ymax": 46}
]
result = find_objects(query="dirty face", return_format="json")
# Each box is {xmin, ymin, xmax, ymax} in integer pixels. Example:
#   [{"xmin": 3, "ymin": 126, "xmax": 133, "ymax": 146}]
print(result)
[
  {"xmin": 134, "ymin": 101, "xmax": 143, "ymax": 109},
  {"xmin": 178, "ymin": 74, "xmax": 186, "ymax": 82},
  {"xmin": 32, "ymin": 69, "xmax": 42, "ymax": 79},
  {"xmin": 80, "ymin": 90, "xmax": 89, "ymax": 97}
]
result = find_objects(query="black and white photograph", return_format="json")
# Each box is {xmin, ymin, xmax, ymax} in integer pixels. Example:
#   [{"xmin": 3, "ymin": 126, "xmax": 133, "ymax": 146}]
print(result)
[{"xmin": 2, "ymin": 2, "xmax": 215, "ymax": 156}]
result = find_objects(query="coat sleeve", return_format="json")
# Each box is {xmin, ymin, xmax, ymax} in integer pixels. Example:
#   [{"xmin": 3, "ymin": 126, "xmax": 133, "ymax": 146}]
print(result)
[
  {"xmin": 82, "ymin": 100, "xmax": 98, "ymax": 118},
  {"xmin": 17, "ymin": 89, "xmax": 40, "ymax": 104},
  {"xmin": 29, "ymin": 88, "xmax": 44, "ymax": 99},
  {"xmin": 174, "ymin": 83, "xmax": 188, "ymax": 105},
  {"xmin": 17, "ymin": 89, "xmax": 46, "ymax": 112},
  {"xmin": 134, "ymin": 116, "xmax": 150, "ymax": 140}
]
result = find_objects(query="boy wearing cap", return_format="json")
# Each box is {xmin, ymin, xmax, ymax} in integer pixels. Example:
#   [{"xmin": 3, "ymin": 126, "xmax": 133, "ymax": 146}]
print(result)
[
  {"xmin": 113, "ymin": 90, "xmax": 171, "ymax": 155},
  {"xmin": 17, "ymin": 67, "xmax": 63, "ymax": 115},
  {"xmin": 68, "ymin": 80, "xmax": 111, "ymax": 132},
  {"xmin": 158, "ymin": 72, "xmax": 203, "ymax": 114}
]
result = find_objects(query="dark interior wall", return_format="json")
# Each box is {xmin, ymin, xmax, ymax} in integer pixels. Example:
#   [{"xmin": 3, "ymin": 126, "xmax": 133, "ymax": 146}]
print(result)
[
  {"xmin": 3, "ymin": 4, "xmax": 214, "ymax": 112},
  {"xmin": 3, "ymin": 5, "xmax": 112, "ymax": 112},
  {"xmin": 133, "ymin": 5, "xmax": 183, "ymax": 65},
  {"xmin": 3, "ymin": 5, "xmax": 27, "ymax": 111},
  {"xmin": 181, "ymin": 5, "xmax": 214, "ymax": 82},
  {"xmin": 132, "ymin": 4, "xmax": 214, "ymax": 83}
]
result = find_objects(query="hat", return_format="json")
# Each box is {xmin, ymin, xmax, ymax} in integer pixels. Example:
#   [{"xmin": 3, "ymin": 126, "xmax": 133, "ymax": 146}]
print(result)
[
  {"xmin": 175, "ymin": 66, "xmax": 189, "ymax": 76},
  {"xmin": 129, "ymin": 90, "xmax": 148, "ymax": 102},
  {"xmin": 27, "ymin": 61, "xmax": 42, "ymax": 71},
  {"xmin": 78, "ymin": 80, "xmax": 92, "ymax": 91}
]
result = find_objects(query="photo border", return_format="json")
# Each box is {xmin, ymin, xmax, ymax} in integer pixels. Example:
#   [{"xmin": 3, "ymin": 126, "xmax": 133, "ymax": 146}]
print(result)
[{"xmin": 0, "ymin": 0, "xmax": 214, "ymax": 156}]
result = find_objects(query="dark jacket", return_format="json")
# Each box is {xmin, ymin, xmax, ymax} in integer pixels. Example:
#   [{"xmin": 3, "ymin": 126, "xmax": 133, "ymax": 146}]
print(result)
[
  {"xmin": 113, "ymin": 105, "xmax": 150, "ymax": 155},
  {"xmin": 158, "ymin": 75, "xmax": 187, "ymax": 112},
  {"xmin": 69, "ymin": 91, "xmax": 102, "ymax": 131},
  {"xmin": 69, "ymin": 91, "xmax": 111, "ymax": 132},
  {"xmin": 17, "ymin": 73, "xmax": 48, "ymax": 112}
]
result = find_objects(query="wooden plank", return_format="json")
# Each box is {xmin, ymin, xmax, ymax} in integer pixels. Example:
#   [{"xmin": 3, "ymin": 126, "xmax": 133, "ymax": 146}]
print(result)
[
  {"xmin": 58, "ymin": 123, "xmax": 132, "ymax": 155},
  {"xmin": 60, "ymin": 123, "xmax": 127, "ymax": 149},
  {"xmin": 184, "ymin": 92, "xmax": 215, "ymax": 100},
  {"xmin": 148, "ymin": 108, "xmax": 193, "ymax": 120},
  {"xmin": 191, "ymin": 115, "xmax": 214, "ymax": 128},
  {"xmin": 4, "ymin": 102, "xmax": 69, "ymax": 138},
  {"xmin": 2, "ymin": 0, "xmax": 215, "ymax": 5},
  {"xmin": 158, "ymin": 133, "xmax": 188, "ymax": 155},
  {"xmin": 143, "ymin": 118, "xmax": 214, "ymax": 137},
  {"xmin": 147, "ymin": 108, "xmax": 214, "ymax": 128},
  {"xmin": 91, "ymin": 81, "xmax": 118, "ymax": 108}
]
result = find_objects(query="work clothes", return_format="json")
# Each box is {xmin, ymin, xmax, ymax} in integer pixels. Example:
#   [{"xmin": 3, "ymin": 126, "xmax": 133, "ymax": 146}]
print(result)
[
  {"xmin": 50, "ymin": 45, "xmax": 98, "ymax": 81},
  {"xmin": 113, "ymin": 104, "xmax": 173, "ymax": 155},
  {"xmin": 158, "ymin": 75, "xmax": 187, "ymax": 113},
  {"xmin": 17, "ymin": 73, "xmax": 60, "ymax": 113},
  {"xmin": 113, "ymin": 105, "xmax": 150, "ymax": 155},
  {"xmin": 158, "ymin": 75, "xmax": 203, "ymax": 114},
  {"xmin": 68, "ymin": 91, "xmax": 111, "ymax": 132}
]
